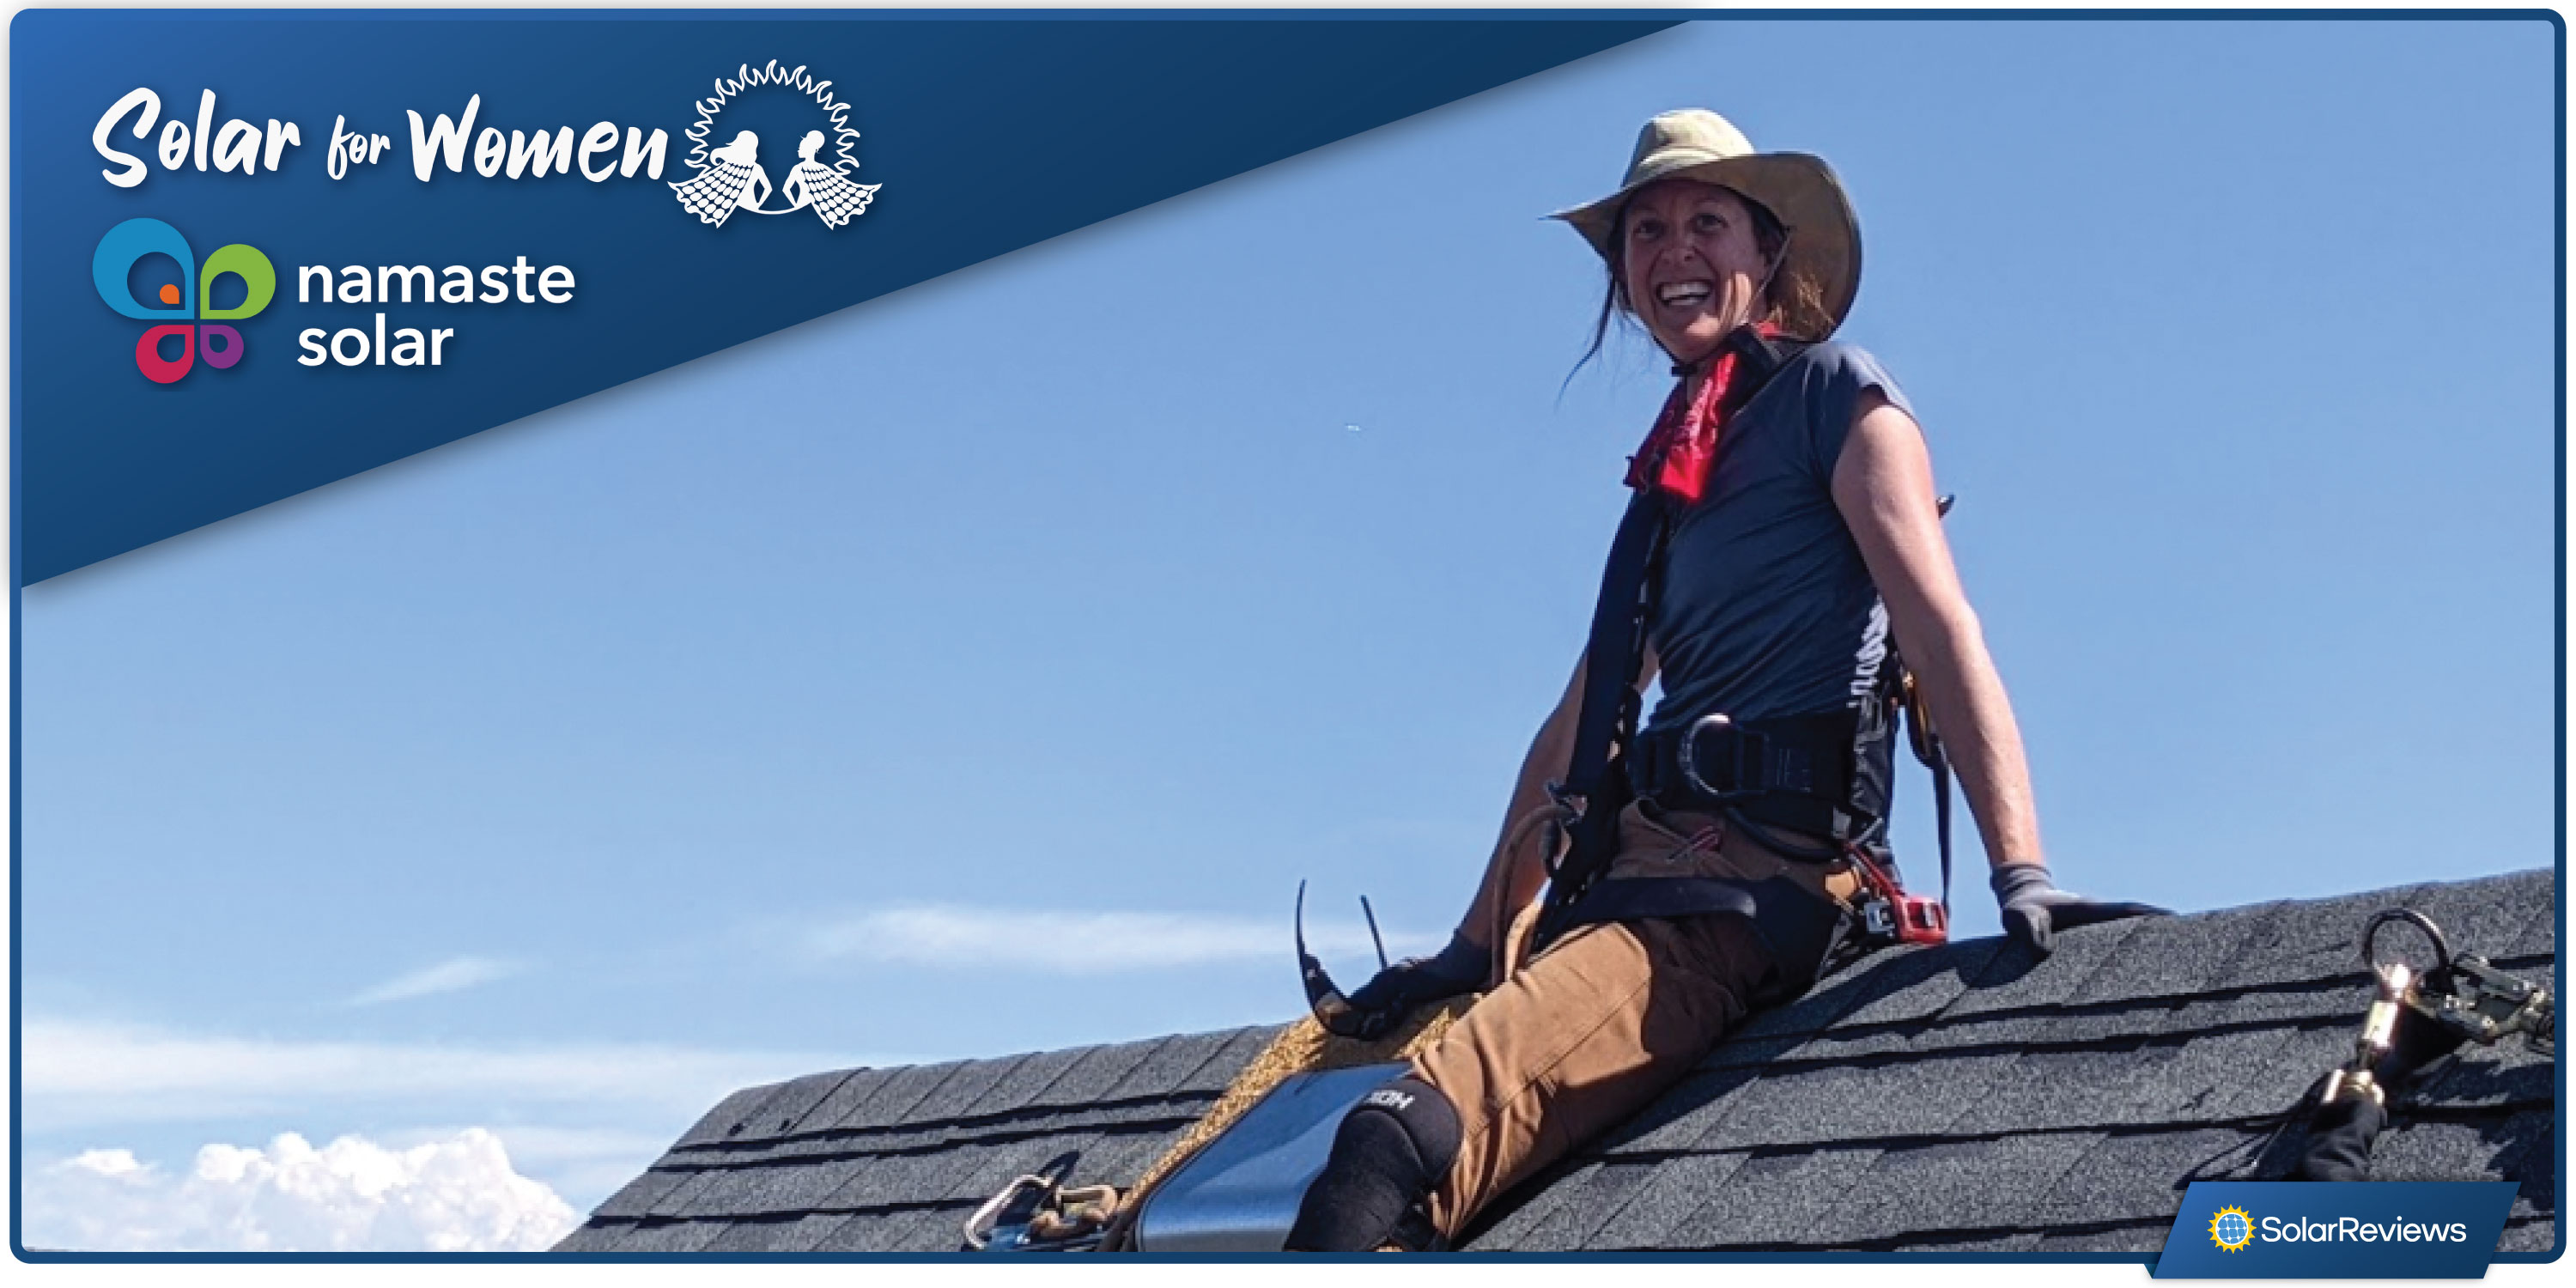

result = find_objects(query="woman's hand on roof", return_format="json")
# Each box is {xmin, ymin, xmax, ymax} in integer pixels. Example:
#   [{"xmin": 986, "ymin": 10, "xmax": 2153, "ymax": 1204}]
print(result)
[{"xmin": 1990, "ymin": 862, "xmax": 2169, "ymax": 957}]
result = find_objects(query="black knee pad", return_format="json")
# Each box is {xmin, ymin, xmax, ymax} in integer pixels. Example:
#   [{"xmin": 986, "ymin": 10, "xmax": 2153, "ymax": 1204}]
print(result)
[
  {"xmin": 1358, "ymin": 1077, "xmax": 1461, "ymax": 1176},
  {"xmin": 1283, "ymin": 1077, "xmax": 1461, "ymax": 1252}
]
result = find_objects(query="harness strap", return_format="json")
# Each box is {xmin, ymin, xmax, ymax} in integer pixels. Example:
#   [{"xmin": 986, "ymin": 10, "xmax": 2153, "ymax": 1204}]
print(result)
[
  {"xmin": 1557, "ymin": 489, "xmax": 1664, "ymax": 823},
  {"xmin": 1538, "ymin": 327, "xmax": 1801, "ymax": 949},
  {"xmin": 1552, "ymin": 873, "xmax": 1848, "ymax": 1003},
  {"xmin": 1535, "ymin": 488, "xmax": 1664, "ymax": 936}
]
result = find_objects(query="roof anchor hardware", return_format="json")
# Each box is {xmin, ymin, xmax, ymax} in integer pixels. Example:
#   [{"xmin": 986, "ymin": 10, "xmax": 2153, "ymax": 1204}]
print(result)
[
  {"xmin": 1296, "ymin": 880, "xmax": 1398, "ymax": 1041},
  {"xmin": 2364, "ymin": 908, "xmax": 2555, "ymax": 1057},
  {"xmin": 2322, "ymin": 908, "xmax": 2554, "ymax": 1109},
  {"xmin": 963, "ymin": 1174, "xmax": 1121, "ymax": 1253},
  {"xmin": 2285, "ymin": 905, "xmax": 2555, "ymax": 1182}
]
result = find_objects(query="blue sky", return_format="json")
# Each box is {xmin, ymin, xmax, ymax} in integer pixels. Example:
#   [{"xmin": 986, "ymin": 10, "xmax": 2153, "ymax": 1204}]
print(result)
[{"xmin": 15, "ymin": 17, "xmax": 2559, "ymax": 1242}]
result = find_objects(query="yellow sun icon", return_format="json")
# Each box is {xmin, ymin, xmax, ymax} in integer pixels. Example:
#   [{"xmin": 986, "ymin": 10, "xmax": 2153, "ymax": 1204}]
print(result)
[{"xmin": 2208, "ymin": 1206, "xmax": 2256, "ymax": 1252}]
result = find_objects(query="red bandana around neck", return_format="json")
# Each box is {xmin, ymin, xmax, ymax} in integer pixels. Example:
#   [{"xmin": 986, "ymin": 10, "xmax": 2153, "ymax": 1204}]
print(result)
[{"xmin": 1625, "ymin": 325, "xmax": 1779, "ymax": 505}]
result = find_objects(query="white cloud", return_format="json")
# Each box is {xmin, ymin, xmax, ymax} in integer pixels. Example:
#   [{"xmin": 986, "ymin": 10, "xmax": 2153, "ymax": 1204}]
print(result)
[
  {"xmin": 25, "ymin": 1129, "xmax": 579, "ymax": 1252},
  {"xmin": 349, "ymin": 956, "xmax": 523, "ymax": 1005},
  {"xmin": 22, "ymin": 1015, "xmax": 862, "ymax": 1131},
  {"xmin": 66, "ymin": 1147, "xmax": 148, "ymax": 1176},
  {"xmin": 447, "ymin": 1125, "xmax": 681, "ymax": 1209},
  {"xmin": 801, "ymin": 903, "xmax": 1436, "ymax": 973}
]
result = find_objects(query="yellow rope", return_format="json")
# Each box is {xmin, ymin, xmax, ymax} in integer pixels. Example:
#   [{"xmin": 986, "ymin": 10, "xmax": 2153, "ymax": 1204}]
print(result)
[{"xmin": 1096, "ymin": 995, "xmax": 1475, "ymax": 1248}]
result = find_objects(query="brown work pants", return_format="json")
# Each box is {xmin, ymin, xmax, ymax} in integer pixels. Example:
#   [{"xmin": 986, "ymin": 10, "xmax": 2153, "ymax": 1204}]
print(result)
[{"xmin": 1409, "ymin": 802, "xmax": 1856, "ymax": 1241}]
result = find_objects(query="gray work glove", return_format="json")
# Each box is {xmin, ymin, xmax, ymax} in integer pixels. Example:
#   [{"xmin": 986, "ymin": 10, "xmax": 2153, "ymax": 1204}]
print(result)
[
  {"xmin": 1991, "ymin": 863, "xmax": 2167, "ymax": 958},
  {"xmin": 1343, "ymin": 932, "xmax": 1488, "ymax": 1019}
]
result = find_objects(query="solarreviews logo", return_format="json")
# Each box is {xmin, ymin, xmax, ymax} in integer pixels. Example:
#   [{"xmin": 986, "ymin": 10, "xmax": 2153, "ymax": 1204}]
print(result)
[
  {"xmin": 2202, "ymin": 1200, "xmax": 2472, "ymax": 1252},
  {"xmin": 2208, "ymin": 1205, "xmax": 2255, "ymax": 1253},
  {"xmin": 2159, "ymin": 1180, "xmax": 2512, "ymax": 1278},
  {"xmin": 92, "ymin": 216, "xmax": 276, "ymax": 383}
]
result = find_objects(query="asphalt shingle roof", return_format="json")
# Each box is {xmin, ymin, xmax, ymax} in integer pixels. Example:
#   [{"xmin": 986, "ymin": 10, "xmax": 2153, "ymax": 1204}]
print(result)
[{"xmin": 559, "ymin": 868, "xmax": 2559, "ymax": 1255}]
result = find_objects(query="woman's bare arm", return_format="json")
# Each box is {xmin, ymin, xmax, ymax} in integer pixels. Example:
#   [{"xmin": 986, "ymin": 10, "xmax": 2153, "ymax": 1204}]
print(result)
[{"xmin": 1828, "ymin": 392, "xmax": 2044, "ymax": 873}]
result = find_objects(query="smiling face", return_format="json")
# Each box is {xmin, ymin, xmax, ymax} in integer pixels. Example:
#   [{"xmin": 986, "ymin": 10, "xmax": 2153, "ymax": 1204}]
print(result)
[{"xmin": 1618, "ymin": 180, "xmax": 1777, "ymax": 366}]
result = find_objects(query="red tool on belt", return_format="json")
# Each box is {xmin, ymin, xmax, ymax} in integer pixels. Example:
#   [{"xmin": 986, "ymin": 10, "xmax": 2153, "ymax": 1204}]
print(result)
[{"xmin": 1846, "ymin": 844, "xmax": 1949, "ymax": 946}]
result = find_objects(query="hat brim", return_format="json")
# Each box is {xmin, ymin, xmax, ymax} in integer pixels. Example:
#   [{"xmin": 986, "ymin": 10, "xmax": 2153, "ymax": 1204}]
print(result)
[{"xmin": 1548, "ymin": 151, "xmax": 1860, "ymax": 343}]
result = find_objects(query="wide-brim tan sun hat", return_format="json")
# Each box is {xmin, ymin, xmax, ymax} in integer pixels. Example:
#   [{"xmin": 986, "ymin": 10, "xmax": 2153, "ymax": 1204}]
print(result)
[{"xmin": 1551, "ymin": 108, "xmax": 1860, "ymax": 343}]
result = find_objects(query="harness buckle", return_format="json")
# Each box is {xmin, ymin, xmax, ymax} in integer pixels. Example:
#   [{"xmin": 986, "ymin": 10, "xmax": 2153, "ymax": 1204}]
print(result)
[
  {"xmin": 1544, "ymin": 778, "xmax": 1584, "ymax": 827},
  {"xmin": 1541, "ymin": 781, "xmax": 1580, "ymax": 872}
]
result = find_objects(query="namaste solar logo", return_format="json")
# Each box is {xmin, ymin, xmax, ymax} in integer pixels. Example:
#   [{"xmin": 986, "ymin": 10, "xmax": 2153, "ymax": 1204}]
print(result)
[
  {"xmin": 92, "ymin": 217, "xmax": 276, "ymax": 384},
  {"xmin": 2209, "ymin": 1205, "xmax": 2256, "ymax": 1252},
  {"xmin": 669, "ymin": 60, "xmax": 880, "ymax": 230}
]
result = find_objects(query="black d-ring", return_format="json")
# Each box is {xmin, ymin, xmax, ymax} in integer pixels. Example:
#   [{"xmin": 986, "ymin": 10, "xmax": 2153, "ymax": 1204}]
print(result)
[{"xmin": 2361, "ymin": 908, "xmax": 2453, "ymax": 979}]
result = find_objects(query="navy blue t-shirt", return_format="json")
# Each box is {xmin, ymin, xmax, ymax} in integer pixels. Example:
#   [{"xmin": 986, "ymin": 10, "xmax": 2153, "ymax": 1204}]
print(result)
[{"xmin": 1644, "ymin": 341, "xmax": 1913, "ymax": 735}]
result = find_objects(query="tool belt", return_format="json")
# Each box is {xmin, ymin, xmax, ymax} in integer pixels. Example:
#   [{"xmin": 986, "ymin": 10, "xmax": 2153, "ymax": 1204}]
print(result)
[{"xmin": 1627, "ymin": 708, "xmax": 1882, "ymax": 849}]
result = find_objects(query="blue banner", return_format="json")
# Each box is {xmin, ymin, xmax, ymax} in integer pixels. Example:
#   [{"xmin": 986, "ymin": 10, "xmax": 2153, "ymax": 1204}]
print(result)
[
  {"xmin": 11, "ymin": 9, "xmax": 1672, "ymax": 583},
  {"xmin": 2153, "ymin": 1182, "xmax": 2520, "ymax": 1279}
]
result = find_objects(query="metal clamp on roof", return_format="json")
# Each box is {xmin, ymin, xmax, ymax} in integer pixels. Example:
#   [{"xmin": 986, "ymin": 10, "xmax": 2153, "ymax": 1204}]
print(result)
[{"xmin": 963, "ymin": 1175, "xmax": 1120, "ymax": 1253}]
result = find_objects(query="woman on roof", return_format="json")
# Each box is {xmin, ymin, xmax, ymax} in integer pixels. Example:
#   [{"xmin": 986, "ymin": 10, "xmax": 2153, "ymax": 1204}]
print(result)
[{"xmin": 1284, "ymin": 109, "xmax": 2160, "ymax": 1253}]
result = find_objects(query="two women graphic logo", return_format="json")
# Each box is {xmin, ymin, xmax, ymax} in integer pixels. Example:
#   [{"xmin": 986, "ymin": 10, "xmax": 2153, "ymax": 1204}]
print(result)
[
  {"xmin": 93, "ymin": 217, "xmax": 276, "ymax": 384},
  {"xmin": 668, "ymin": 61, "xmax": 881, "ymax": 230}
]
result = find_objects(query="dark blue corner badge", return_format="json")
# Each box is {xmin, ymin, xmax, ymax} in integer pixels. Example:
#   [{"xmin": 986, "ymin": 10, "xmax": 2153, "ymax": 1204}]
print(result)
[
  {"xmin": 2154, "ymin": 1182, "xmax": 2518, "ymax": 1278},
  {"xmin": 14, "ymin": 11, "xmax": 1671, "ymax": 584}
]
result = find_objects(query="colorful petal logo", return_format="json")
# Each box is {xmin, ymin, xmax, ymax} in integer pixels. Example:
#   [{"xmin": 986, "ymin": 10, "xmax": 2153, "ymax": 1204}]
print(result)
[{"xmin": 93, "ymin": 217, "xmax": 276, "ymax": 384}]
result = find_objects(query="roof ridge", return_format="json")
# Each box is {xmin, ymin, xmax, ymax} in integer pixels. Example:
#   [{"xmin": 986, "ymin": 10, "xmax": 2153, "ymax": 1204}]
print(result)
[{"xmin": 659, "ymin": 1103, "xmax": 1212, "ymax": 1170}]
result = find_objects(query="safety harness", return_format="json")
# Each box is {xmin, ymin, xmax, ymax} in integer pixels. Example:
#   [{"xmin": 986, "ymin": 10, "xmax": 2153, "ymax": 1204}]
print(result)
[{"xmin": 1531, "ymin": 324, "xmax": 1952, "ymax": 966}]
